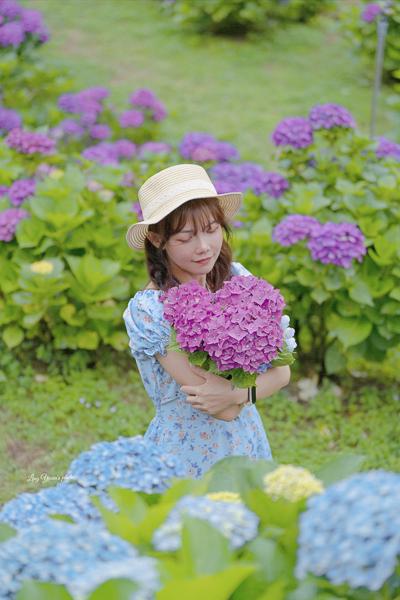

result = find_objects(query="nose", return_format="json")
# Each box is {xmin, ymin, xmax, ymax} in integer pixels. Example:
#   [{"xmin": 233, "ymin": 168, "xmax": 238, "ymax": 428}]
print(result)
[{"xmin": 194, "ymin": 231, "xmax": 211, "ymax": 254}]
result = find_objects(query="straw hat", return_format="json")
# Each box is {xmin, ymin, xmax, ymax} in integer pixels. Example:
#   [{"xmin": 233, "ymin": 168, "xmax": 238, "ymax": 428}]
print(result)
[{"xmin": 126, "ymin": 163, "xmax": 243, "ymax": 251}]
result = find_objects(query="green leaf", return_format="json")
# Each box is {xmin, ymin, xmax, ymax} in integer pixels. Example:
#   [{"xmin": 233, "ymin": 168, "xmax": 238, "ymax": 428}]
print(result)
[
  {"xmin": 76, "ymin": 330, "xmax": 99, "ymax": 350},
  {"xmin": 106, "ymin": 487, "xmax": 148, "ymax": 525},
  {"xmin": 15, "ymin": 581, "xmax": 73, "ymax": 600},
  {"xmin": 188, "ymin": 350, "xmax": 209, "ymax": 367},
  {"xmin": 324, "ymin": 344, "xmax": 347, "ymax": 375},
  {"xmin": 311, "ymin": 288, "xmax": 330, "ymax": 304},
  {"xmin": 23, "ymin": 311, "xmax": 44, "ymax": 328},
  {"xmin": 251, "ymin": 216, "xmax": 272, "ymax": 238},
  {"xmin": 180, "ymin": 516, "xmax": 232, "ymax": 577},
  {"xmin": 0, "ymin": 369, "xmax": 7, "ymax": 382},
  {"xmin": 390, "ymin": 286, "xmax": 400, "ymax": 301},
  {"xmin": 87, "ymin": 578, "xmax": 139, "ymax": 600},
  {"xmin": 335, "ymin": 316, "xmax": 372, "ymax": 350},
  {"xmin": 89, "ymin": 495, "xmax": 141, "ymax": 546},
  {"xmin": 378, "ymin": 174, "xmax": 397, "ymax": 189},
  {"xmin": 0, "ymin": 522, "xmax": 17, "ymax": 542},
  {"xmin": 315, "ymin": 454, "xmax": 367, "ymax": 487},
  {"xmin": 60, "ymin": 304, "xmax": 87, "ymax": 327},
  {"xmin": 48, "ymin": 514, "xmax": 75, "ymax": 523},
  {"xmin": 2, "ymin": 324, "xmax": 24, "ymax": 349},
  {"xmin": 296, "ymin": 268, "xmax": 318, "ymax": 287},
  {"xmin": 156, "ymin": 565, "xmax": 254, "ymax": 600},
  {"xmin": 15, "ymin": 216, "xmax": 45, "ymax": 248},
  {"xmin": 348, "ymin": 281, "xmax": 374, "ymax": 307}
]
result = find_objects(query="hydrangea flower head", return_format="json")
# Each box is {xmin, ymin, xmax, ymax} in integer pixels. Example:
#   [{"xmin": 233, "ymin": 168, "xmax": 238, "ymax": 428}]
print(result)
[
  {"xmin": 82, "ymin": 142, "xmax": 120, "ymax": 166},
  {"xmin": 78, "ymin": 86, "xmax": 110, "ymax": 102},
  {"xmin": 9, "ymin": 178, "xmax": 36, "ymax": 206},
  {"xmin": 309, "ymin": 104, "xmax": 356, "ymax": 130},
  {"xmin": 30, "ymin": 260, "xmax": 54, "ymax": 275},
  {"xmin": 151, "ymin": 494, "xmax": 259, "ymax": 551},
  {"xmin": 51, "ymin": 118, "xmax": 85, "ymax": 139},
  {"xmin": 0, "ymin": 518, "xmax": 161, "ymax": 599},
  {"xmin": 159, "ymin": 274, "xmax": 285, "ymax": 374},
  {"xmin": 206, "ymin": 491, "xmax": 244, "ymax": 504},
  {"xmin": 272, "ymin": 214, "xmax": 320, "ymax": 246},
  {"xmin": 20, "ymin": 8, "xmax": 42, "ymax": 34},
  {"xmin": 89, "ymin": 123, "xmax": 111, "ymax": 140},
  {"xmin": 114, "ymin": 138, "xmax": 137, "ymax": 159},
  {"xmin": 5, "ymin": 128, "xmax": 57, "ymax": 155},
  {"xmin": 0, "ymin": 19, "xmax": 25, "ymax": 46},
  {"xmin": 0, "ymin": 207, "xmax": 30, "ymax": 242},
  {"xmin": 295, "ymin": 469, "xmax": 400, "ymax": 590},
  {"xmin": 0, "ymin": 0, "xmax": 21, "ymax": 19},
  {"xmin": 178, "ymin": 132, "xmax": 240, "ymax": 162},
  {"xmin": 306, "ymin": 221, "xmax": 367, "ymax": 268},
  {"xmin": 361, "ymin": 2, "xmax": 381, "ymax": 22},
  {"xmin": 375, "ymin": 136, "xmax": 400, "ymax": 161},
  {"xmin": 67, "ymin": 434, "xmax": 186, "ymax": 496},
  {"xmin": 250, "ymin": 171, "xmax": 290, "ymax": 197},
  {"xmin": 131, "ymin": 201, "xmax": 144, "ymax": 220},
  {"xmin": 151, "ymin": 99, "xmax": 168, "ymax": 121},
  {"xmin": 119, "ymin": 109, "xmax": 145, "ymax": 128},
  {"xmin": 271, "ymin": 117, "xmax": 314, "ymax": 149},
  {"xmin": 209, "ymin": 161, "xmax": 264, "ymax": 194},
  {"xmin": 0, "ymin": 107, "xmax": 22, "ymax": 132},
  {"xmin": 129, "ymin": 87, "xmax": 158, "ymax": 108},
  {"xmin": 263, "ymin": 464, "xmax": 324, "ymax": 502}
]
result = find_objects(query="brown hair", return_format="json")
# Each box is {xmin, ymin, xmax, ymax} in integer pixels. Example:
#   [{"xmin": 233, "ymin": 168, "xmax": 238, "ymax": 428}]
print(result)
[{"xmin": 143, "ymin": 197, "xmax": 235, "ymax": 292}]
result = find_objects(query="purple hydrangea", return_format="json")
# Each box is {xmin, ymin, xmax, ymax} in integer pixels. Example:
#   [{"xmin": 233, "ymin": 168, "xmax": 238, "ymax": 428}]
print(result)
[
  {"xmin": 159, "ymin": 274, "xmax": 285, "ymax": 374},
  {"xmin": 251, "ymin": 171, "xmax": 290, "ymax": 197},
  {"xmin": 129, "ymin": 87, "xmax": 158, "ymax": 109},
  {"xmin": 79, "ymin": 86, "xmax": 110, "ymax": 102},
  {"xmin": 271, "ymin": 117, "xmax": 314, "ymax": 149},
  {"xmin": 375, "ymin": 136, "xmax": 400, "ymax": 161},
  {"xmin": 80, "ymin": 111, "xmax": 98, "ymax": 126},
  {"xmin": 57, "ymin": 93, "xmax": 85, "ymax": 114},
  {"xmin": 19, "ymin": 8, "xmax": 42, "ymax": 33},
  {"xmin": 0, "ymin": 185, "xmax": 9, "ymax": 198},
  {"xmin": 131, "ymin": 201, "xmax": 143, "ymax": 220},
  {"xmin": 361, "ymin": 2, "xmax": 381, "ymax": 22},
  {"xmin": 0, "ymin": 20, "xmax": 25, "ymax": 46},
  {"xmin": 0, "ymin": 107, "xmax": 22, "ymax": 132},
  {"xmin": 309, "ymin": 104, "xmax": 356, "ymax": 130},
  {"xmin": 306, "ymin": 221, "xmax": 367, "ymax": 268},
  {"xmin": 89, "ymin": 123, "xmax": 111, "ymax": 140},
  {"xmin": 57, "ymin": 92, "xmax": 104, "ymax": 117},
  {"xmin": 51, "ymin": 118, "xmax": 86, "ymax": 140},
  {"xmin": 120, "ymin": 172, "xmax": 135, "ymax": 187},
  {"xmin": 210, "ymin": 161, "xmax": 264, "ymax": 194},
  {"xmin": 114, "ymin": 139, "xmax": 137, "ymax": 159},
  {"xmin": 0, "ymin": 0, "xmax": 21, "ymax": 19},
  {"xmin": 272, "ymin": 214, "xmax": 321, "ymax": 246},
  {"xmin": 82, "ymin": 142, "xmax": 119, "ymax": 166},
  {"xmin": 6, "ymin": 128, "xmax": 57, "ymax": 155},
  {"xmin": 34, "ymin": 162, "xmax": 59, "ymax": 178},
  {"xmin": 137, "ymin": 141, "xmax": 172, "ymax": 159},
  {"xmin": 9, "ymin": 178, "xmax": 35, "ymax": 206},
  {"xmin": 0, "ymin": 207, "xmax": 30, "ymax": 242},
  {"xmin": 119, "ymin": 109, "xmax": 145, "ymax": 128},
  {"xmin": 179, "ymin": 132, "xmax": 240, "ymax": 162},
  {"xmin": 151, "ymin": 99, "xmax": 168, "ymax": 122}
]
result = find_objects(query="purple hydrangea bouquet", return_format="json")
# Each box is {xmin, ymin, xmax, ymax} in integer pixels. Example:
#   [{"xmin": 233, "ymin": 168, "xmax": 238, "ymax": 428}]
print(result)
[{"xmin": 158, "ymin": 274, "xmax": 295, "ymax": 389}]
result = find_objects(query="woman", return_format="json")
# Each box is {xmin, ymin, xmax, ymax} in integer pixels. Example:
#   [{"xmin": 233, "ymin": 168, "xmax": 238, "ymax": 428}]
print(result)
[{"xmin": 123, "ymin": 163, "xmax": 291, "ymax": 479}]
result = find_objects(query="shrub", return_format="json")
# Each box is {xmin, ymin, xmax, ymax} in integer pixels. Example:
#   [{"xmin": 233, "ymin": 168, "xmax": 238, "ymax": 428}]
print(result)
[
  {"xmin": 160, "ymin": 0, "xmax": 335, "ymax": 37},
  {"xmin": 229, "ymin": 104, "xmax": 400, "ymax": 377}
]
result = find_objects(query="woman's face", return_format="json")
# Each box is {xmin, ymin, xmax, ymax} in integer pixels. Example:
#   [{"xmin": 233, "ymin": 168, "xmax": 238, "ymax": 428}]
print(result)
[{"xmin": 148, "ymin": 210, "xmax": 223, "ymax": 286}]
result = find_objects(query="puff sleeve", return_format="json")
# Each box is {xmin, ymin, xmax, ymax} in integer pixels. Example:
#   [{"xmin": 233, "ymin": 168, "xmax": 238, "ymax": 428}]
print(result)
[{"xmin": 123, "ymin": 294, "xmax": 172, "ymax": 361}]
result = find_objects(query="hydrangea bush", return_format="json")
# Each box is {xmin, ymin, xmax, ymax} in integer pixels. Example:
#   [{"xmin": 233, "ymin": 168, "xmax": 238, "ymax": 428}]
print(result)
[
  {"xmin": 160, "ymin": 0, "xmax": 335, "ymax": 37},
  {"xmin": 233, "ymin": 103, "xmax": 400, "ymax": 376}
]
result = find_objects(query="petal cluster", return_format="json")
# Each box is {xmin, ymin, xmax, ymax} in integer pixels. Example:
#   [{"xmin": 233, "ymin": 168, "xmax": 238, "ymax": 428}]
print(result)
[
  {"xmin": 0, "ymin": 107, "xmax": 22, "ymax": 132},
  {"xmin": 151, "ymin": 494, "xmax": 260, "ymax": 551},
  {"xmin": 0, "ymin": 207, "xmax": 30, "ymax": 241},
  {"xmin": 8, "ymin": 178, "xmax": 35, "ymax": 206},
  {"xmin": 5, "ymin": 128, "xmax": 57, "ymax": 155},
  {"xmin": 271, "ymin": 117, "xmax": 314, "ymax": 149},
  {"xmin": 159, "ymin": 275, "xmax": 285, "ymax": 374},
  {"xmin": 361, "ymin": 2, "xmax": 381, "ymax": 22},
  {"xmin": 0, "ymin": 2, "xmax": 49, "ymax": 47},
  {"xmin": 263, "ymin": 464, "xmax": 324, "ymax": 503},
  {"xmin": 67, "ymin": 434, "xmax": 187, "ymax": 496},
  {"xmin": 308, "ymin": 103, "xmax": 356, "ymax": 130},
  {"xmin": 375, "ymin": 135, "xmax": 400, "ymax": 161},
  {"xmin": 178, "ymin": 131, "xmax": 240, "ymax": 162},
  {"xmin": 0, "ymin": 519, "xmax": 160, "ymax": 600},
  {"xmin": 306, "ymin": 221, "xmax": 367, "ymax": 268},
  {"xmin": 209, "ymin": 161, "xmax": 289, "ymax": 197},
  {"xmin": 295, "ymin": 469, "xmax": 400, "ymax": 590},
  {"xmin": 137, "ymin": 141, "xmax": 172, "ymax": 159},
  {"xmin": 272, "ymin": 214, "xmax": 320, "ymax": 246},
  {"xmin": 129, "ymin": 87, "xmax": 168, "ymax": 122}
]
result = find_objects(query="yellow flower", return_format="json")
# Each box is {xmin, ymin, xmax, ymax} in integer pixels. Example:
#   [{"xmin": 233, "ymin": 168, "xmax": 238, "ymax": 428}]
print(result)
[
  {"xmin": 205, "ymin": 491, "xmax": 244, "ymax": 504},
  {"xmin": 49, "ymin": 169, "xmax": 64, "ymax": 180},
  {"xmin": 263, "ymin": 464, "xmax": 324, "ymax": 503},
  {"xmin": 30, "ymin": 260, "xmax": 54, "ymax": 275}
]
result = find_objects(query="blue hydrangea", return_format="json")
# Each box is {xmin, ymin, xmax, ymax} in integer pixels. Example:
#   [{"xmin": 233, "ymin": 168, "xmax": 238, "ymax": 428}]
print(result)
[
  {"xmin": 151, "ymin": 494, "xmax": 260, "ymax": 551},
  {"xmin": 0, "ymin": 482, "xmax": 118, "ymax": 532},
  {"xmin": 295, "ymin": 469, "xmax": 400, "ymax": 591},
  {"xmin": 67, "ymin": 435, "xmax": 187, "ymax": 496},
  {"xmin": 0, "ymin": 519, "xmax": 160, "ymax": 600}
]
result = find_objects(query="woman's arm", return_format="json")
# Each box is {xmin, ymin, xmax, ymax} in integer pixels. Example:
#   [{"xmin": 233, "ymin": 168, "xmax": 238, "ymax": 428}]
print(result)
[{"xmin": 154, "ymin": 350, "xmax": 241, "ymax": 422}]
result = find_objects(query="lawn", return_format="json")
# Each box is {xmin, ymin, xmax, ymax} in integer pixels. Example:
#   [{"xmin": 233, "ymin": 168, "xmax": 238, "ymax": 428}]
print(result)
[{"xmin": 23, "ymin": 0, "xmax": 392, "ymax": 162}]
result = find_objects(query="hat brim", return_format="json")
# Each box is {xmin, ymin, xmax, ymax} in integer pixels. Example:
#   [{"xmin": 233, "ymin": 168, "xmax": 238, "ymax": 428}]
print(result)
[{"xmin": 126, "ymin": 191, "xmax": 243, "ymax": 251}]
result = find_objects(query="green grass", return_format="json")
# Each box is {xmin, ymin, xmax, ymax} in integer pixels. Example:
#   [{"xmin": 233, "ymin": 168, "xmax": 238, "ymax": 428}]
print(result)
[
  {"xmin": 1, "ymin": 353, "xmax": 399, "ymax": 509},
  {"xmin": 23, "ymin": 0, "xmax": 392, "ymax": 162}
]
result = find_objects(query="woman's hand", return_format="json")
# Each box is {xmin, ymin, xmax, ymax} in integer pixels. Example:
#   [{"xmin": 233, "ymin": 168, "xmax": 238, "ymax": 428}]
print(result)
[{"xmin": 180, "ymin": 364, "xmax": 241, "ymax": 416}]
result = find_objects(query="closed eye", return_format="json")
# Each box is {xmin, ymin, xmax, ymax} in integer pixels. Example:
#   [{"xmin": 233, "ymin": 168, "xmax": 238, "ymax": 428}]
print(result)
[{"xmin": 178, "ymin": 227, "xmax": 218, "ymax": 242}]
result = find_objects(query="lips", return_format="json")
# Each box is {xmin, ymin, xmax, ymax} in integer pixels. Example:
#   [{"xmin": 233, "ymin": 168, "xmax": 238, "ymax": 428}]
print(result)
[{"xmin": 194, "ymin": 256, "xmax": 212, "ymax": 264}]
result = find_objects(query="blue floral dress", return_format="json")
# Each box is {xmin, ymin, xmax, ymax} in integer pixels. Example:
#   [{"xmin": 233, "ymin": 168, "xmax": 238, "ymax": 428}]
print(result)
[{"xmin": 123, "ymin": 262, "xmax": 273, "ymax": 479}]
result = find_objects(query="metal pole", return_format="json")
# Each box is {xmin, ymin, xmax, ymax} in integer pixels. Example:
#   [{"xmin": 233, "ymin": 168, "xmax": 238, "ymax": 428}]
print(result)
[{"xmin": 370, "ymin": 14, "xmax": 389, "ymax": 139}]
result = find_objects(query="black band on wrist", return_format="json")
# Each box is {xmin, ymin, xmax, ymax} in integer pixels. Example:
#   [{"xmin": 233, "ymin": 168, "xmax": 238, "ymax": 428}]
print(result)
[{"xmin": 248, "ymin": 385, "xmax": 256, "ymax": 404}]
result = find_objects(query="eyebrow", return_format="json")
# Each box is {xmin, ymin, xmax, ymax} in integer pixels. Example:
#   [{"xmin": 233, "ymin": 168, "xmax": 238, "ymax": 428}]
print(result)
[{"xmin": 179, "ymin": 220, "xmax": 217, "ymax": 234}]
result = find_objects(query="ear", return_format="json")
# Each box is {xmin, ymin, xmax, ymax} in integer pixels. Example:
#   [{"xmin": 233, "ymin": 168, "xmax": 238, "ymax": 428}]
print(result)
[{"xmin": 146, "ymin": 231, "xmax": 160, "ymax": 248}]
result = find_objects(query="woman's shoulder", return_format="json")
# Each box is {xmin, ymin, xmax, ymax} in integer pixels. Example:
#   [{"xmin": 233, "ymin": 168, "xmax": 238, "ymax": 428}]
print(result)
[{"xmin": 230, "ymin": 261, "xmax": 253, "ymax": 277}]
